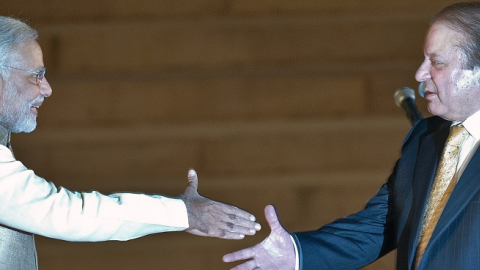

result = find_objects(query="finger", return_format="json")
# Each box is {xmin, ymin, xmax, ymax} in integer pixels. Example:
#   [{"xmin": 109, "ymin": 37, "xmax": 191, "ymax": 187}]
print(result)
[
  {"xmin": 218, "ymin": 230, "xmax": 247, "ymax": 240},
  {"xmin": 187, "ymin": 169, "xmax": 198, "ymax": 191},
  {"xmin": 264, "ymin": 205, "xmax": 282, "ymax": 231},
  {"xmin": 222, "ymin": 204, "xmax": 258, "ymax": 223},
  {"xmin": 189, "ymin": 228, "xmax": 247, "ymax": 240},
  {"xmin": 217, "ymin": 205, "xmax": 261, "ymax": 232},
  {"xmin": 222, "ymin": 222, "xmax": 257, "ymax": 236},
  {"xmin": 223, "ymin": 247, "xmax": 257, "ymax": 263},
  {"xmin": 222, "ymin": 214, "xmax": 262, "ymax": 232},
  {"xmin": 234, "ymin": 224, "xmax": 259, "ymax": 235}
]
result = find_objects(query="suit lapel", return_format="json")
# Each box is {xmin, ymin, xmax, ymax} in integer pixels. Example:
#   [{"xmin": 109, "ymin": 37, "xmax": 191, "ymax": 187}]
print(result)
[
  {"xmin": 428, "ymin": 145, "xmax": 480, "ymax": 247},
  {"xmin": 406, "ymin": 121, "xmax": 450, "ymax": 268}
]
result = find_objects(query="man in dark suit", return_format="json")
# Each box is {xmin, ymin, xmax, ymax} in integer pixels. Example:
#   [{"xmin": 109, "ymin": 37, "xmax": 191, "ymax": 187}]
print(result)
[{"xmin": 223, "ymin": 2, "xmax": 480, "ymax": 269}]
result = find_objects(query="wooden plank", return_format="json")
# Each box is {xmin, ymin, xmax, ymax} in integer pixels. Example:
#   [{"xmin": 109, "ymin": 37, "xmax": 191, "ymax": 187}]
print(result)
[
  {"xmin": 33, "ymin": 17, "xmax": 427, "ymax": 73},
  {"xmin": 37, "ymin": 75, "xmax": 366, "ymax": 127},
  {"xmin": 0, "ymin": 0, "xmax": 226, "ymax": 22},
  {"xmin": 232, "ymin": 0, "xmax": 457, "ymax": 14},
  {"xmin": 12, "ymin": 117, "xmax": 411, "ymax": 184},
  {"xmin": 0, "ymin": 0, "xmax": 458, "ymax": 22}
]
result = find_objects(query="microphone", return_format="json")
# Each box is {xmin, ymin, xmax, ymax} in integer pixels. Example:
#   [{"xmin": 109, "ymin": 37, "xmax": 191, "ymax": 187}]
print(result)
[{"xmin": 394, "ymin": 87, "xmax": 423, "ymax": 125}]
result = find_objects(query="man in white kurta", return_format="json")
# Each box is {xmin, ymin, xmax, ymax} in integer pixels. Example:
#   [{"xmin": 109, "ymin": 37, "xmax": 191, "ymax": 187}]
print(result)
[{"xmin": 0, "ymin": 16, "xmax": 260, "ymax": 270}]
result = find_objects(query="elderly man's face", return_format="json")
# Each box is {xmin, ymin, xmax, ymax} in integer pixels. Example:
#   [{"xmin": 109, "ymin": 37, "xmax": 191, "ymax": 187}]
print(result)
[
  {"xmin": 0, "ymin": 39, "xmax": 52, "ymax": 133},
  {"xmin": 415, "ymin": 22, "xmax": 480, "ymax": 121}
]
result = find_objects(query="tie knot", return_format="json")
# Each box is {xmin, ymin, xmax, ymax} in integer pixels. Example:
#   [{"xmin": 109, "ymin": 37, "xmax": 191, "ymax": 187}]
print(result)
[{"xmin": 447, "ymin": 124, "xmax": 469, "ymax": 147}]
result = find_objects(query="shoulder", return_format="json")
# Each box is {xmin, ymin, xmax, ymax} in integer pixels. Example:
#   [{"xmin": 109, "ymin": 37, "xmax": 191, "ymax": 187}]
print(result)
[{"xmin": 402, "ymin": 116, "xmax": 449, "ymax": 146}]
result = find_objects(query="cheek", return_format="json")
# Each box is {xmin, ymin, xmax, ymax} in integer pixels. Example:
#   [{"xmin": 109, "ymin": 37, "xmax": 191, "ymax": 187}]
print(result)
[
  {"xmin": 430, "ymin": 69, "xmax": 450, "ymax": 89},
  {"xmin": 16, "ymin": 86, "xmax": 39, "ymax": 102},
  {"xmin": 452, "ymin": 70, "xmax": 480, "ymax": 98},
  {"xmin": 5, "ymin": 85, "xmax": 36, "ymax": 109},
  {"xmin": 454, "ymin": 70, "xmax": 479, "ymax": 90}
]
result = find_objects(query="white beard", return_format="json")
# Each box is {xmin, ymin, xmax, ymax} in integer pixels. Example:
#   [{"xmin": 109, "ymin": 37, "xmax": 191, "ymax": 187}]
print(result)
[{"xmin": 0, "ymin": 80, "xmax": 38, "ymax": 133}]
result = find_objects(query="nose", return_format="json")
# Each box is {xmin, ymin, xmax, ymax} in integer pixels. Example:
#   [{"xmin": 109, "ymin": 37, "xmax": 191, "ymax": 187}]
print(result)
[
  {"xmin": 40, "ymin": 77, "xmax": 52, "ymax": 97},
  {"xmin": 415, "ymin": 60, "xmax": 431, "ymax": 82}
]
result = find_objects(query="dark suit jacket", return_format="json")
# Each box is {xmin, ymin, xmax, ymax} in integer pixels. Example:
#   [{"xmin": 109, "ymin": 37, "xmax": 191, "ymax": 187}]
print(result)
[{"xmin": 293, "ymin": 116, "xmax": 480, "ymax": 269}]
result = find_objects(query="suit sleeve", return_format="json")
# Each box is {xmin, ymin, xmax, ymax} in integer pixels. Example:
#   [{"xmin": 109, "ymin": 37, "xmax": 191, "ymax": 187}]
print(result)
[
  {"xmin": 0, "ymin": 146, "xmax": 189, "ymax": 241},
  {"xmin": 290, "ymin": 117, "xmax": 435, "ymax": 270},
  {"xmin": 292, "ymin": 181, "xmax": 393, "ymax": 270},
  {"xmin": 290, "ymin": 117, "xmax": 440, "ymax": 270}
]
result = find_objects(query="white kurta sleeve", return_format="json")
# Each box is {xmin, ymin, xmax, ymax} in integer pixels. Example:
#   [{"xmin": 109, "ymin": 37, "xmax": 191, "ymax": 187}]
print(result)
[{"xmin": 0, "ymin": 146, "xmax": 189, "ymax": 241}]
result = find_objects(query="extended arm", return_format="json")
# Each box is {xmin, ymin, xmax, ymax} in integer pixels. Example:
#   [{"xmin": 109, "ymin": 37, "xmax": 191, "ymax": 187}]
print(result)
[
  {"xmin": 0, "ymin": 147, "xmax": 260, "ymax": 241},
  {"xmin": 223, "ymin": 183, "xmax": 393, "ymax": 269},
  {"xmin": 293, "ymin": 183, "xmax": 393, "ymax": 269}
]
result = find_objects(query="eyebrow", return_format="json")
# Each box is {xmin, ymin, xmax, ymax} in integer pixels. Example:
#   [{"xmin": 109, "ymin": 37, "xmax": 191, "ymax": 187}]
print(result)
[
  {"xmin": 426, "ymin": 52, "xmax": 447, "ymax": 62},
  {"xmin": 425, "ymin": 51, "xmax": 439, "ymax": 57},
  {"xmin": 32, "ymin": 67, "xmax": 46, "ymax": 73}
]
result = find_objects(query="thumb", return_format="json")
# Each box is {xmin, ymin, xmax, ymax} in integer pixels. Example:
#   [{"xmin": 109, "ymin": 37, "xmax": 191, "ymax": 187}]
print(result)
[
  {"xmin": 187, "ymin": 169, "xmax": 199, "ymax": 191},
  {"xmin": 264, "ymin": 205, "xmax": 282, "ymax": 232}
]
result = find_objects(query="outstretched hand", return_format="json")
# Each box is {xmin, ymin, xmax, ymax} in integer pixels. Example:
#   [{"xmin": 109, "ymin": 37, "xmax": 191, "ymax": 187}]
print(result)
[
  {"xmin": 180, "ymin": 169, "xmax": 261, "ymax": 239},
  {"xmin": 223, "ymin": 205, "xmax": 296, "ymax": 269}
]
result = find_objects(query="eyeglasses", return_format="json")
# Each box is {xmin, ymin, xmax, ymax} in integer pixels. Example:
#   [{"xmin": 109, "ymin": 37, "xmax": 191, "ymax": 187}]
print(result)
[{"xmin": 0, "ymin": 65, "xmax": 46, "ymax": 85}]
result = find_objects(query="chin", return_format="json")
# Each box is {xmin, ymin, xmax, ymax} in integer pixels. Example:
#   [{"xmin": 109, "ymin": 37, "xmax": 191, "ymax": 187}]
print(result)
[
  {"xmin": 427, "ymin": 105, "xmax": 446, "ymax": 119},
  {"xmin": 23, "ymin": 124, "xmax": 37, "ymax": 133},
  {"xmin": 12, "ymin": 122, "xmax": 37, "ymax": 133}
]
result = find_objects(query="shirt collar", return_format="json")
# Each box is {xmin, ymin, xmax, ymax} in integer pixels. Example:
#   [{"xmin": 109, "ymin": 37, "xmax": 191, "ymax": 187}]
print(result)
[
  {"xmin": 457, "ymin": 109, "xmax": 480, "ymax": 141},
  {"xmin": 0, "ymin": 125, "xmax": 10, "ymax": 147}
]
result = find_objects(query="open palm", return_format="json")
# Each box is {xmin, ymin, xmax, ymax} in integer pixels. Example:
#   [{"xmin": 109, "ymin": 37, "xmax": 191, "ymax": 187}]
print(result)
[{"xmin": 223, "ymin": 205, "xmax": 296, "ymax": 270}]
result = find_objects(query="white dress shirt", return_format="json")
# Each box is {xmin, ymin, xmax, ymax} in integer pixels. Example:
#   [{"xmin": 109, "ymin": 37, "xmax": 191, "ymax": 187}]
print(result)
[
  {"xmin": 454, "ymin": 110, "xmax": 480, "ymax": 179},
  {"xmin": 0, "ymin": 145, "xmax": 189, "ymax": 241},
  {"xmin": 291, "ymin": 110, "xmax": 480, "ymax": 270}
]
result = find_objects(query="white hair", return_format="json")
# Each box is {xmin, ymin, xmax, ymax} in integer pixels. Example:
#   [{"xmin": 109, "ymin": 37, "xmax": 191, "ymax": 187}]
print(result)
[{"xmin": 0, "ymin": 16, "xmax": 38, "ymax": 80}]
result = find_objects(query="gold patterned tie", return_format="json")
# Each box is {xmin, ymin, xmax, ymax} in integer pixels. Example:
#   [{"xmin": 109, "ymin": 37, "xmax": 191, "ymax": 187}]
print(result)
[{"xmin": 414, "ymin": 124, "xmax": 469, "ymax": 268}]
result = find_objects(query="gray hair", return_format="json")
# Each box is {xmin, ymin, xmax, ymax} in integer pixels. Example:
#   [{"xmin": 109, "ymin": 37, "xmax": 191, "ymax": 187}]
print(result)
[
  {"xmin": 432, "ymin": 2, "xmax": 480, "ymax": 70},
  {"xmin": 0, "ymin": 16, "xmax": 38, "ymax": 80}
]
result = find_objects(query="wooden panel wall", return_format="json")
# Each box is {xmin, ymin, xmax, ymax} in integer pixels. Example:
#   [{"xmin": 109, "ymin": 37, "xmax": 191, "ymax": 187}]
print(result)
[{"xmin": 1, "ymin": 0, "xmax": 460, "ymax": 269}]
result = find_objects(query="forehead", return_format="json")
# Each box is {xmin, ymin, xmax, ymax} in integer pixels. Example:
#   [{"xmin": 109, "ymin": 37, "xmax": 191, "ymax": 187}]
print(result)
[
  {"xmin": 424, "ymin": 22, "xmax": 465, "ymax": 58},
  {"xmin": 10, "ymin": 39, "xmax": 44, "ymax": 68}
]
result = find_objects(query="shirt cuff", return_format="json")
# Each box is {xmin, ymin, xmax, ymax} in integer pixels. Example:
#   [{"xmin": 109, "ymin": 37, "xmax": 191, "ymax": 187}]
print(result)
[{"xmin": 290, "ymin": 235, "xmax": 300, "ymax": 270}]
